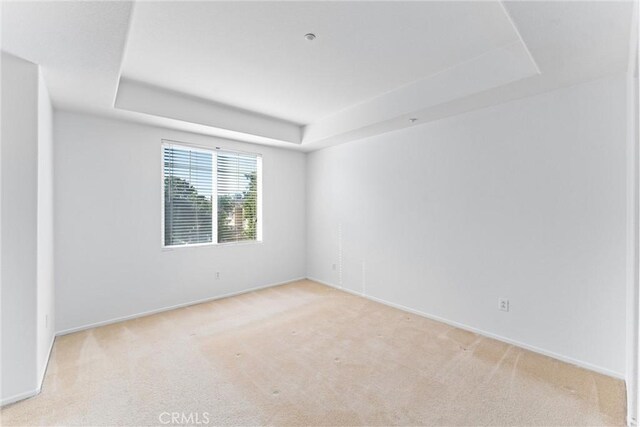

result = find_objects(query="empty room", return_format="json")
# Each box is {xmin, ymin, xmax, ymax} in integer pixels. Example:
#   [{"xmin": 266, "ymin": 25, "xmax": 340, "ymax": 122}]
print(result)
[{"xmin": 1, "ymin": 1, "xmax": 639, "ymax": 426}]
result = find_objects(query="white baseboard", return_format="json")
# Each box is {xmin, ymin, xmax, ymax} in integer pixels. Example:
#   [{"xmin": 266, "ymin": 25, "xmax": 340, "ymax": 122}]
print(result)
[
  {"xmin": 56, "ymin": 277, "xmax": 307, "ymax": 336},
  {"xmin": 0, "ymin": 389, "xmax": 39, "ymax": 407},
  {"xmin": 38, "ymin": 335, "xmax": 55, "ymax": 389},
  {"xmin": 1, "ymin": 335, "xmax": 56, "ymax": 407},
  {"xmin": 308, "ymin": 276, "xmax": 625, "ymax": 380}
]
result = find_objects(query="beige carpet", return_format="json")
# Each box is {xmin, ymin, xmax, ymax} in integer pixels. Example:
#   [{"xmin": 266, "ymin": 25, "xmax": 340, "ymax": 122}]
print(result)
[{"xmin": 0, "ymin": 280, "xmax": 626, "ymax": 426}]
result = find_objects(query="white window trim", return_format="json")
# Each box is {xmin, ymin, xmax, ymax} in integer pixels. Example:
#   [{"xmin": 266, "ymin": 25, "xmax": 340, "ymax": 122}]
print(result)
[{"xmin": 160, "ymin": 139, "xmax": 263, "ymax": 250}]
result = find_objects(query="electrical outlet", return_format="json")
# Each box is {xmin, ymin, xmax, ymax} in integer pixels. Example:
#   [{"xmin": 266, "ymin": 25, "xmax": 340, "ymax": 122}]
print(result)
[
  {"xmin": 332, "ymin": 264, "xmax": 337, "ymax": 271},
  {"xmin": 215, "ymin": 272, "xmax": 220, "ymax": 280},
  {"xmin": 498, "ymin": 298, "xmax": 509, "ymax": 312}
]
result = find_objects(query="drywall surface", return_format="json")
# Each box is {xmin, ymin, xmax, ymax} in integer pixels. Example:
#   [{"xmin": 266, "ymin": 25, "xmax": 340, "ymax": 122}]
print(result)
[
  {"xmin": 37, "ymin": 71, "xmax": 55, "ymax": 382},
  {"xmin": 54, "ymin": 112, "xmax": 306, "ymax": 332},
  {"xmin": 626, "ymin": 12, "xmax": 639, "ymax": 420},
  {"xmin": 1, "ymin": 53, "xmax": 39, "ymax": 403},
  {"xmin": 307, "ymin": 74, "xmax": 628, "ymax": 377}
]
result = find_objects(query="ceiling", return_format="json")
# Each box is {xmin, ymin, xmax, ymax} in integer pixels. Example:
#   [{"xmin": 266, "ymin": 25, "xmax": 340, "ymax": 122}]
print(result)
[
  {"xmin": 1, "ymin": 1, "xmax": 635, "ymax": 151},
  {"xmin": 122, "ymin": 1, "xmax": 520, "ymax": 124}
]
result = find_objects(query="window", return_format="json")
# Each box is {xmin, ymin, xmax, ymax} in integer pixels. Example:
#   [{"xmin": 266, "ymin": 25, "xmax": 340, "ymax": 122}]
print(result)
[
  {"xmin": 217, "ymin": 150, "xmax": 261, "ymax": 243},
  {"xmin": 162, "ymin": 141, "xmax": 262, "ymax": 247},
  {"xmin": 163, "ymin": 144, "xmax": 213, "ymax": 246}
]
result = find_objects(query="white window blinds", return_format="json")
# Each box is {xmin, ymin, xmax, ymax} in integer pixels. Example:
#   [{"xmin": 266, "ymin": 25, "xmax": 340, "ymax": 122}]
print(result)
[
  {"xmin": 163, "ymin": 145, "xmax": 214, "ymax": 247},
  {"xmin": 162, "ymin": 142, "xmax": 261, "ymax": 247},
  {"xmin": 217, "ymin": 151, "xmax": 261, "ymax": 243}
]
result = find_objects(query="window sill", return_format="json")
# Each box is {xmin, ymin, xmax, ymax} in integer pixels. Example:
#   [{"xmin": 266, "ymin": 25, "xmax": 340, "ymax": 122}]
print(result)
[{"xmin": 162, "ymin": 240, "xmax": 263, "ymax": 251}]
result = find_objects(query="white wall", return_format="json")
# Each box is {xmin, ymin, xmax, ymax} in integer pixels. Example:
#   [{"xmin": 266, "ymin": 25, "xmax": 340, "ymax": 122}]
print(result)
[
  {"xmin": 627, "ymin": 4, "xmax": 640, "ymax": 420},
  {"xmin": 37, "ymin": 71, "xmax": 55, "ymax": 383},
  {"xmin": 54, "ymin": 112, "xmax": 306, "ymax": 333},
  {"xmin": 627, "ymin": 68, "xmax": 639, "ymax": 425},
  {"xmin": 1, "ymin": 53, "xmax": 39, "ymax": 403},
  {"xmin": 1, "ymin": 52, "xmax": 55, "ymax": 405},
  {"xmin": 307, "ymin": 73, "xmax": 628, "ymax": 377}
]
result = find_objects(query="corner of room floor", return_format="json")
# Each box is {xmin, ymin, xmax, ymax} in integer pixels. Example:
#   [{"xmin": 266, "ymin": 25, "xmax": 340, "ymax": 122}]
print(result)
[{"xmin": 0, "ymin": 280, "xmax": 628, "ymax": 426}]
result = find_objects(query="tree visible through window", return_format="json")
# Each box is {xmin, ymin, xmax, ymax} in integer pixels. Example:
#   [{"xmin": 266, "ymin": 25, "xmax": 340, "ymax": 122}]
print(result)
[
  {"xmin": 162, "ymin": 142, "xmax": 261, "ymax": 247},
  {"xmin": 217, "ymin": 151, "xmax": 259, "ymax": 243}
]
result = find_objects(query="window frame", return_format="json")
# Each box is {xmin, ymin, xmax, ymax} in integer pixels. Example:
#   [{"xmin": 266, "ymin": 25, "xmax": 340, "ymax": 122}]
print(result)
[{"xmin": 160, "ymin": 139, "xmax": 263, "ymax": 250}]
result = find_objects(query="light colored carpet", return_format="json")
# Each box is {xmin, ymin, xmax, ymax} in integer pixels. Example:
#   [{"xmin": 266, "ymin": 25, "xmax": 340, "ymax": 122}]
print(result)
[{"xmin": 1, "ymin": 280, "xmax": 626, "ymax": 426}]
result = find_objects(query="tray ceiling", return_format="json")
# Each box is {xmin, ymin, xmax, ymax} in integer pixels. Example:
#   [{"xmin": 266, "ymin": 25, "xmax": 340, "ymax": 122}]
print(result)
[{"xmin": 2, "ymin": 1, "xmax": 634, "ymax": 151}]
